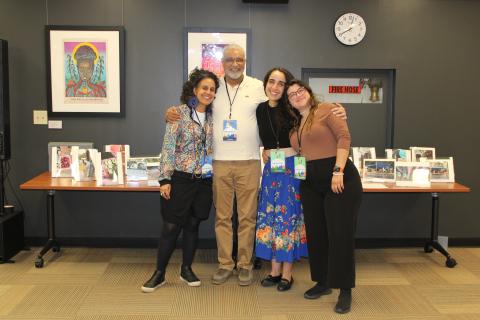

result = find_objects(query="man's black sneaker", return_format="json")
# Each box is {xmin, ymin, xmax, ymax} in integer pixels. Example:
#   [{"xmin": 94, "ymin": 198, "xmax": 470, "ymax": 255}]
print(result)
[
  {"xmin": 180, "ymin": 266, "xmax": 201, "ymax": 287},
  {"xmin": 141, "ymin": 270, "xmax": 166, "ymax": 293},
  {"xmin": 303, "ymin": 283, "xmax": 332, "ymax": 299}
]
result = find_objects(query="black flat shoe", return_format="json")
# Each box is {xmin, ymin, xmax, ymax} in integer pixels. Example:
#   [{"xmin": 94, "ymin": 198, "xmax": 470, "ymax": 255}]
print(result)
[
  {"xmin": 141, "ymin": 270, "xmax": 166, "ymax": 293},
  {"xmin": 277, "ymin": 277, "xmax": 293, "ymax": 292},
  {"xmin": 334, "ymin": 289, "xmax": 352, "ymax": 314},
  {"xmin": 304, "ymin": 283, "xmax": 332, "ymax": 299},
  {"xmin": 261, "ymin": 274, "xmax": 282, "ymax": 287},
  {"xmin": 180, "ymin": 266, "xmax": 201, "ymax": 287}
]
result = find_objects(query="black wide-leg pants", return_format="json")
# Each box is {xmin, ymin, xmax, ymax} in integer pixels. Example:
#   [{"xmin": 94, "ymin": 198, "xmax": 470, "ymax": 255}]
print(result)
[{"xmin": 301, "ymin": 157, "xmax": 362, "ymax": 289}]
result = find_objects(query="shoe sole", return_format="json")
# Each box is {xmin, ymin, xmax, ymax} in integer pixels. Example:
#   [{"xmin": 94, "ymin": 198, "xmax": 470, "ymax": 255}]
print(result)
[
  {"xmin": 335, "ymin": 306, "xmax": 351, "ymax": 314},
  {"xmin": 180, "ymin": 276, "xmax": 201, "ymax": 287},
  {"xmin": 238, "ymin": 279, "xmax": 253, "ymax": 286},
  {"xmin": 141, "ymin": 280, "xmax": 166, "ymax": 293},
  {"xmin": 304, "ymin": 288, "xmax": 332, "ymax": 299}
]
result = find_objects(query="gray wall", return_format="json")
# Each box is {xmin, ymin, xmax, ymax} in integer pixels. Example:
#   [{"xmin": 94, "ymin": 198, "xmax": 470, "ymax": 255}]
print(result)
[{"xmin": 0, "ymin": 0, "xmax": 478, "ymax": 243}]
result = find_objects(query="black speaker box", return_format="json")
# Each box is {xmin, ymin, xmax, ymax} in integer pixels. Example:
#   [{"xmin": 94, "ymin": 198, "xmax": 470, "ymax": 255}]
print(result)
[
  {"xmin": 0, "ymin": 210, "xmax": 24, "ymax": 263},
  {"xmin": 243, "ymin": 0, "xmax": 288, "ymax": 3},
  {"xmin": 0, "ymin": 39, "xmax": 11, "ymax": 160}
]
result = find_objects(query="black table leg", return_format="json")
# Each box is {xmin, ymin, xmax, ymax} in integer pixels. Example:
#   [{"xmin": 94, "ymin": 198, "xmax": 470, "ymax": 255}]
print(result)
[
  {"xmin": 424, "ymin": 192, "xmax": 457, "ymax": 268},
  {"xmin": 35, "ymin": 190, "xmax": 60, "ymax": 268}
]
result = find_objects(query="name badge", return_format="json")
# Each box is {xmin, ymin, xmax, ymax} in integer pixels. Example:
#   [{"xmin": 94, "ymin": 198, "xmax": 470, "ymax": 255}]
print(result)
[
  {"xmin": 294, "ymin": 156, "xmax": 307, "ymax": 180},
  {"xmin": 201, "ymin": 155, "xmax": 213, "ymax": 178},
  {"xmin": 223, "ymin": 120, "xmax": 238, "ymax": 141},
  {"xmin": 270, "ymin": 150, "xmax": 286, "ymax": 173}
]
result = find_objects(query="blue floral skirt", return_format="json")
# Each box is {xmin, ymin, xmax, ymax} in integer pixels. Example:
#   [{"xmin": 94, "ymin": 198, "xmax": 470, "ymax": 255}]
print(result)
[{"xmin": 255, "ymin": 155, "xmax": 308, "ymax": 263}]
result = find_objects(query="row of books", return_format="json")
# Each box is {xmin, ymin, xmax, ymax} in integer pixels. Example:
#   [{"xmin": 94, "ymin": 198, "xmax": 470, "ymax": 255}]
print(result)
[
  {"xmin": 351, "ymin": 147, "xmax": 455, "ymax": 186},
  {"xmin": 50, "ymin": 143, "xmax": 160, "ymax": 186}
]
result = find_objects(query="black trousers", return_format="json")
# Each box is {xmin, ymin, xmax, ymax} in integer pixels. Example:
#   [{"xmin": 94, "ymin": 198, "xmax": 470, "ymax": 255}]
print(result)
[{"xmin": 301, "ymin": 157, "xmax": 362, "ymax": 289}]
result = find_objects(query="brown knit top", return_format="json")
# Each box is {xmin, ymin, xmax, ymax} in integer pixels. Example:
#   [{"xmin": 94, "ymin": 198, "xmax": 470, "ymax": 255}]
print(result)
[{"xmin": 289, "ymin": 102, "xmax": 351, "ymax": 161}]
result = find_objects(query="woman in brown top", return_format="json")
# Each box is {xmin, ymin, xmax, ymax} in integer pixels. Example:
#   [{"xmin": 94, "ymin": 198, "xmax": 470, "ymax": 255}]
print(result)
[{"xmin": 287, "ymin": 79, "xmax": 362, "ymax": 314}]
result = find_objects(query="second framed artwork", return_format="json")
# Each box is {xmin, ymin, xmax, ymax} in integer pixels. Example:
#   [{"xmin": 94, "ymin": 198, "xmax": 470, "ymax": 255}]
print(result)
[
  {"xmin": 46, "ymin": 25, "xmax": 125, "ymax": 117},
  {"xmin": 184, "ymin": 27, "xmax": 251, "ymax": 81}
]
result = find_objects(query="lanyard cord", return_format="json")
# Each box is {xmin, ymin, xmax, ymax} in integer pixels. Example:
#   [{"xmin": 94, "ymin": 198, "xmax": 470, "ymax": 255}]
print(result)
[
  {"xmin": 192, "ymin": 109, "xmax": 207, "ymax": 176},
  {"xmin": 266, "ymin": 104, "xmax": 280, "ymax": 150},
  {"xmin": 225, "ymin": 77, "xmax": 243, "ymax": 119},
  {"xmin": 296, "ymin": 110, "xmax": 312, "ymax": 156}
]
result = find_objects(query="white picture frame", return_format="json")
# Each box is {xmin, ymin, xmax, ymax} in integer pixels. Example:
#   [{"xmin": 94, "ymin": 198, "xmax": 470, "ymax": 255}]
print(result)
[
  {"xmin": 385, "ymin": 148, "xmax": 412, "ymax": 162},
  {"xmin": 352, "ymin": 147, "xmax": 376, "ymax": 175},
  {"xmin": 184, "ymin": 27, "xmax": 251, "ymax": 80},
  {"xmin": 428, "ymin": 157, "xmax": 455, "ymax": 183},
  {"xmin": 410, "ymin": 146, "xmax": 436, "ymax": 162},
  {"xmin": 363, "ymin": 158, "xmax": 396, "ymax": 182},
  {"xmin": 395, "ymin": 161, "xmax": 431, "ymax": 187}
]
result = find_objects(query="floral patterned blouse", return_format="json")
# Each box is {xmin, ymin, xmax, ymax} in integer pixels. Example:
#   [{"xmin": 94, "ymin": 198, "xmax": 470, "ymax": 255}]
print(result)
[{"xmin": 159, "ymin": 104, "xmax": 213, "ymax": 184}]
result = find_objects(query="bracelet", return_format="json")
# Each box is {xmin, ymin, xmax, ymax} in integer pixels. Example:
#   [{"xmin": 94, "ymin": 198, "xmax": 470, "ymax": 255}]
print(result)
[{"xmin": 332, "ymin": 172, "xmax": 344, "ymax": 176}]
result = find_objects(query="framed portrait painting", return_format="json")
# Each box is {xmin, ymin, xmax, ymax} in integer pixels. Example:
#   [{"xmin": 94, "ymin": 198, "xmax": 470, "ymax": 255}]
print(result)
[
  {"xmin": 46, "ymin": 26, "xmax": 125, "ymax": 117},
  {"xmin": 184, "ymin": 27, "xmax": 251, "ymax": 81}
]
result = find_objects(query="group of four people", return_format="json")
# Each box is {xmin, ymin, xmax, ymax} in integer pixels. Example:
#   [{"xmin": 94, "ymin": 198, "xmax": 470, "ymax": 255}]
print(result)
[{"xmin": 141, "ymin": 44, "xmax": 362, "ymax": 314}]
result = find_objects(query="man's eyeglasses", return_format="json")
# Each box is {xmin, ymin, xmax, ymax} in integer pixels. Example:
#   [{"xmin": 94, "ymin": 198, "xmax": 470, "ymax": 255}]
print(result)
[
  {"xmin": 223, "ymin": 57, "xmax": 245, "ymax": 64},
  {"xmin": 287, "ymin": 87, "xmax": 306, "ymax": 99}
]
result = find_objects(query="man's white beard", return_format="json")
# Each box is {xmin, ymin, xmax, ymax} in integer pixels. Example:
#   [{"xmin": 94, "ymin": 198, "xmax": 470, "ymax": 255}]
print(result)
[{"xmin": 225, "ymin": 70, "xmax": 243, "ymax": 80}]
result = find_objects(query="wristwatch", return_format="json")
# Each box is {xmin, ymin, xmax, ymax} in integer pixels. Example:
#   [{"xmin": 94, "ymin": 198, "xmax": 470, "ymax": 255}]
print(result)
[{"xmin": 333, "ymin": 165, "xmax": 342, "ymax": 173}]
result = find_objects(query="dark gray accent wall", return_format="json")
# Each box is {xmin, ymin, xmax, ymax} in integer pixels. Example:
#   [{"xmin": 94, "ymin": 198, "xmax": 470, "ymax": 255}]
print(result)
[{"xmin": 0, "ymin": 0, "xmax": 478, "ymax": 242}]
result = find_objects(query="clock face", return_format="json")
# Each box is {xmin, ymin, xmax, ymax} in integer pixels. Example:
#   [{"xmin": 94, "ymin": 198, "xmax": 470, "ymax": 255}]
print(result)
[{"xmin": 334, "ymin": 13, "xmax": 366, "ymax": 46}]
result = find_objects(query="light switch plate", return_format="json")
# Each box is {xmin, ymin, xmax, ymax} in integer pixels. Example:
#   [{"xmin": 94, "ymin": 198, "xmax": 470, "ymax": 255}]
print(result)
[{"xmin": 33, "ymin": 110, "xmax": 48, "ymax": 125}]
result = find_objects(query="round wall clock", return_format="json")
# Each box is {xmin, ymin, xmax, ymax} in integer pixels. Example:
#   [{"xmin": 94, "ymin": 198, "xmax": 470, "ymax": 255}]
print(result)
[{"xmin": 334, "ymin": 13, "xmax": 366, "ymax": 46}]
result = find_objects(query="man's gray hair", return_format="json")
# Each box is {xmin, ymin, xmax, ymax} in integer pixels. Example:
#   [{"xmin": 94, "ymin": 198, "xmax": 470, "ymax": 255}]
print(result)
[{"xmin": 222, "ymin": 44, "xmax": 245, "ymax": 60}]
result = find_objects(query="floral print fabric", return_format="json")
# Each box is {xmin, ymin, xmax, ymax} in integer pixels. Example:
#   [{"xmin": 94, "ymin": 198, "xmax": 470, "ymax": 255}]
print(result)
[
  {"xmin": 159, "ymin": 104, "xmax": 213, "ymax": 182},
  {"xmin": 255, "ymin": 155, "xmax": 308, "ymax": 263}
]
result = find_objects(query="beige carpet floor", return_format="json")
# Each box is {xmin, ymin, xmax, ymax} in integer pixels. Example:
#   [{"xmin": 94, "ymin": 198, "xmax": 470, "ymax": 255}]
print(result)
[{"xmin": 1, "ymin": 247, "xmax": 480, "ymax": 320}]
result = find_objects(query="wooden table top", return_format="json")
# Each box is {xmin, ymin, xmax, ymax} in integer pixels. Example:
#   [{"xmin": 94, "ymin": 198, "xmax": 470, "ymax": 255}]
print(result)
[{"xmin": 20, "ymin": 172, "xmax": 471, "ymax": 194}]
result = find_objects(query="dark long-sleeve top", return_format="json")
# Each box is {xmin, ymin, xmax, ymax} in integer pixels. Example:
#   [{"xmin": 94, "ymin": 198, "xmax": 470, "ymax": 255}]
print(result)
[{"xmin": 256, "ymin": 101, "xmax": 293, "ymax": 150}]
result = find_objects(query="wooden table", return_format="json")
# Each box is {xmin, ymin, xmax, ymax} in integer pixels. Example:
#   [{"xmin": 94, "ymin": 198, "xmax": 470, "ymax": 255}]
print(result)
[{"xmin": 21, "ymin": 172, "xmax": 470, "ymax": 268}]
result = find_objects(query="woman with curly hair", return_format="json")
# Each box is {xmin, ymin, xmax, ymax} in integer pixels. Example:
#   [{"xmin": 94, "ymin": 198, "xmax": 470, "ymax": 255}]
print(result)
[{"xmin": 141, "ymin": 69, "xmax": 219, "ymax": 292}]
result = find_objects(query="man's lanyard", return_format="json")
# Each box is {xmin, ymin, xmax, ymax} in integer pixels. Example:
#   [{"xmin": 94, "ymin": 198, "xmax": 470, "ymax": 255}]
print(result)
[
  {"xmin": 296, "ymin": 110, "xmax": 312, "ymax": 155},
  {"xmin": 266, "ymin": 105, "xmax": 280, "ymax": 150},
  {"xmin": 225, "ymin": 77, "xmax": 243, "ymax": 119}
]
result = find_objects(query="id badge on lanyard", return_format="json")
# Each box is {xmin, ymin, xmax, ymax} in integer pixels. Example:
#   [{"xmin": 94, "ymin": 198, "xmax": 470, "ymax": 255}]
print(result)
[
  {"xmin": 223, "ymin": 119, "xmax": 238, "ymax": 141},
  {"xmin": 270, "ymin": 150, "xmax": 286, "ymax": 173},
  {"xmin": 294, "ymin": 155, "xmax": 307, "ymax": 180},
  {"xmin": 201, "ymin": 154, "xmax": 213, "ymax": 178}
]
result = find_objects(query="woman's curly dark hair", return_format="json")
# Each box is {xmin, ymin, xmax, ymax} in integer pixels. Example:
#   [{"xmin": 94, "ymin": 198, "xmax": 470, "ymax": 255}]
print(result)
[{"xmin": 180, "ymin": 68, "xmax": 220, "ymax": 112}]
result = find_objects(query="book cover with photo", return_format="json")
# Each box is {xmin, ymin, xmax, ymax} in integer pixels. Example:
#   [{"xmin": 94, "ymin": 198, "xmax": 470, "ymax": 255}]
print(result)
[
  {"xmin": 145, "ymin": 156, "xmax": 161, "ymax": 182},
  {"xmin": 428, "ymin": 157, "xmax": 455, "ymax": 183},
  {"xmin": 352, "ymin": 147, "xmax": 376, "ymax": 175},
  {"xmin": 126, "ymin": 157, "xmax": 148, "ymax": 181},
  {"xmin": 71, "ymin": 147, "xmax": 96, "ymax": 182},
  {"xmin": 410, "ymin": 147, "xmax": 436, "ymax": 162},
  {"xmin": 363, "ymin": 158, "xmax": 396, "ymax": 182},
  {"xmin": 395, "ymin": 162, "xmax": 431, "ymax": 187},
  {"xmin": 386, "ymin": 148, "xmax": 412, "ymax": 162},
  {"xmin": 99, "ymin": 152, "xmax": 124, "ymax": 185},
  {"xmin": 105, "ymin": 144, "xmax": 130, "ymax": 176},
  {"xmin": 51, "ymin": 146, "xmax": 73, "ymax": 178}
]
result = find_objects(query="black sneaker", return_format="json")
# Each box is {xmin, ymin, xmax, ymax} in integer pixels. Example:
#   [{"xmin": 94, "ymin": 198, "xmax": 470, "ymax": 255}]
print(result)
[
  {"xmin": 180, "ymin": 266, "xmax": 201, "ymax": 287},
  {"xmin": 260, "ymin": 274, "xmax": 282, "ymax": 287},
  {"xmin": 304, "ymin": 283, "xmax": 332, "ymax": 299},
  {"xmin": 141, "ymin": 270, "xmax": 165, "ymax": 293},
  {"xmin": 334, "ymin": 289, "xmax": 352, "ymax": 314}
]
